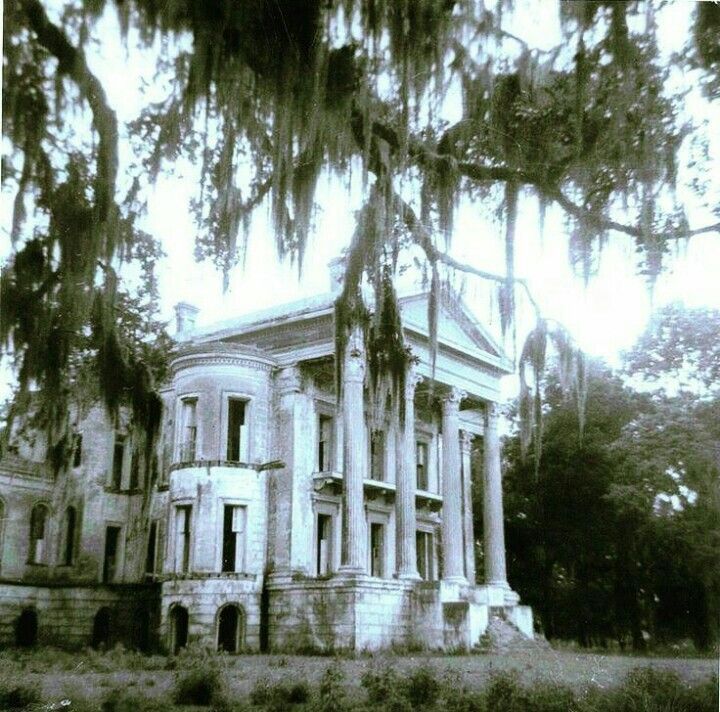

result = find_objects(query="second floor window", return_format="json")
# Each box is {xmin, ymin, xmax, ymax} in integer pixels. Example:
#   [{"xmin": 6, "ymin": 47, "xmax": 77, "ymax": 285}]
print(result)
[
  {"xmin": 226, "ymin": 399, "xmax": 248, "ymax": 462},
  {"xmin": 180, "ymin": 398, "xmax": 198, "ymax": 461},
  {"xmin": 222, "ymin": 505, "xmax": 246, "ymax": 572},
  {"xmin": 63, "ymin": 506, "xmax": 78, "ymax": 566},
  {"xmin": 112, "ymin": 435, "xmax": 125, "ymax": 489},
  {"xmin": 317, "ymin": 414, "xmax": 333, "ymax": 471},
  {"xmin": 29, "ymin": 503, "xmax": 49, "ymax": 564},
  {"xmin": 145, "ymin": 521, "xmax": 158, "ymax": 575},
  {"xmin": 369, "ymin": 430, "xmax": 385, "ymax": 481},
  {"xmin": 174, "ymin": 505, "xmax": 192, "ymax": 573},
  {"xmin": 416, "ymin": 441, "xmax": 429, "ymax": 490}
]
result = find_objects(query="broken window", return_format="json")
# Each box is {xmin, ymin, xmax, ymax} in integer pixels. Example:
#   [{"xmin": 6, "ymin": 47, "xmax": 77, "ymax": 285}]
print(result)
[
  {"xmin": 221, "ymin": 505, "xmax": 246, "ymax": 572},
  {"xmin": 179, "ymin": 398, "xmax": 198, "ymax": 461},
  {"xmin": 29, "ymin": 503, "xmax": 48, "ymax": 564},
  {"xmin": 145, "ymin": 521, "xmax": 158, "ymax": 576},
  {"xmin": 112, "ymin": 435, "xmax": 125, "ymax": 489},
  {"xmin": 416, "ymin": 441, "xmax": 429, "ymax": 490},
  {"xmin": 369, "ymin": 522, "xmax": 385, "ymax": 578},
  {"xmin": 226, "ymin": 399, "xmax": 248, "ymax": 461},
  {"xmin": 416, "ymin": 530, "xmax": 435, "ymax": 581},
  {"xmin": 174, "ymin": 506, "xmax": 192, "ymax": 573},
  {"xmin": 317, "ymin": 414, "xmax": 333, "ymax": 472},
  {"xmin": 103, "ymin": 525, "xmax": 121, "ymax": 582},
  {"xmin": 63, "ymin": 506, "xmax": 77, "ymax": 566},
  {"xmin": 316, "ymin": 513, "xmax": 332, "ymax": 576}
]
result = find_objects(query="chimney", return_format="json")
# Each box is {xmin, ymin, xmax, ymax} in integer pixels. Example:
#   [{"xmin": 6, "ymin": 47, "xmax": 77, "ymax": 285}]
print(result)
[
  {"xmin": 174, "ymin": 302, "xmax": 200, "ymax": 336},
  {"xmin": 328, "ymin": 255, "xmax": 345, "ymax": 293}
]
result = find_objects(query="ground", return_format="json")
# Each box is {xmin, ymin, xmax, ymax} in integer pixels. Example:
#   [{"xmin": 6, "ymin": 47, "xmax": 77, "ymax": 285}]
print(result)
[{"xmin": 2, "ymin": 648, "xmax": 716, "ymax": 708}]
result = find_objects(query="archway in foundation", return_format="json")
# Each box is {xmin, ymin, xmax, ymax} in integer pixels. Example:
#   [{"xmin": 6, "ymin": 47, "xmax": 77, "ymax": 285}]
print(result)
[
  {"xmin": 92, "ymin": 607, "xmax": 112, "ymax": 649},
  {"xmin": 15, "ymin": 608, "xmax": 38, "ymax": 647},
  {"xmin": 217, "ymin": 603, "xmax": 243, "ymax": 653},
  {"xmin": 169, "ymin": 604, "xmax": 189, "ymax": 654}
]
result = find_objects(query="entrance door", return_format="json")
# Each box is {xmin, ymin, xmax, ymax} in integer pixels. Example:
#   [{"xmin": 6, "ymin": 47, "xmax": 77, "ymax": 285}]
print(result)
[
  {"xmin": 217, "ymin": 605, "xmax": 240, "ymax": 653},
  {"xmin": 15, "ymin": 609, "xmax": 38, "ymax": 647},
  {"xmin": 103, "ymin": 526, "xmax": 121, "ymax": 582},
  {"xmin": 170, "ymin": 605, "xmax": 189, "ymax": 654}
]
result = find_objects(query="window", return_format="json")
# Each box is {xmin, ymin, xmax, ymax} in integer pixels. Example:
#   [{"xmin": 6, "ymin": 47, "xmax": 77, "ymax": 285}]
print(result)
[
  {"xmin": 63, "ymin": 506, "xmax": 77, "ymax": 566},
  {"xmin": 221, "ymin": 505, "xmax": 246, "ymax": 573},
  {"xmin": 145, "ymin": 521, "xmax": 158, "ymax": 575},
  {"xmin": 369, "ymin": 430, "xmax": 385, "ymax": 481},
  {"xmin": 416, "ymin": 441, "xmax": 429, "ymax": 490},
  {"xmin": 226, "ymin": 399, "xmax": 248, "ymax": 462},
  {"xmin": 29, "ymin": 503, "xmax": 49, "ymax": 564},
  {"xmin": 416, "ymin": 530, "xmax": 435, "ymax": 581},
  {"xmin": 316, "ymin": 513, "xmax": 332, "ymax": 576},
  {"xmin": 0, "ymin": 498, "xmax": 5, "ymax": 570},
  {"xmin": 369, "ymin": 522, "xmax": 385, "ymax": 577},
  {"xmin": 317, "ymin": 415, "xmax": 333, "ymax": 472},
  {"xmin": 112, "ymin": 435, "xmax": 125, "ymax": 489},
  {"xmin": 174, "ymin": 505, "xmax": 192, "ymax": 573},
  {"xmin": 179, "ymin": 398, "xmax": 198, "ymax": 461},
  {"xmin": 103, "ymin": 525, "xmax": 121, "ymax": 582},
  {"xmin": 72, "ymin": 433, "xmax": 82, "ymax": 468}
]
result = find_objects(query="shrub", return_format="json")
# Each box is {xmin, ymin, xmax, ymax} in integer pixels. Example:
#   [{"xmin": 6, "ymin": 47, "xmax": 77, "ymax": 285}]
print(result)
[
  {"xmin": 361, "ymin": 665, "xmax": 399, "ymax": 705},
  {"xmin": 172, "ymin": 645, "xmax": 228, "ymax": 708},
  {"xmin": 682, "ymin": 675, "xmax": 719, "ymax": 712},
  {"xmin": 402, "ymin": 665, "xmax": 441, "ymax": 709},
  {"xmin": 315, "ymin": 659, "xmax": 347, "ymax": 712},
  {"xmin": 249, "ymin": 678, "xmax": 311, "ymax": 710},
  {"xmin": 0, "ymin": 681, "xmax": 41, "ymax": 710},
  {"xmin": 101, "ymin": 687, "xmax": 173, "ymax": 712}
]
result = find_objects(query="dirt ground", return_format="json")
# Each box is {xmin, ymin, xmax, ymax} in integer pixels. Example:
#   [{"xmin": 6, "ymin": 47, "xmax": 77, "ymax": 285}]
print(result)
[{"xmin": 17, "ymin": 650, "xmax": 717, "ymax": 707}]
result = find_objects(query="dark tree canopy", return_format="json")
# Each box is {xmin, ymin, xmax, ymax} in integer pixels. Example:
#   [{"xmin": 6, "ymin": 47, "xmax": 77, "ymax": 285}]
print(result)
[{"xmin": 2, "ymin": 0, "xmax": 719, "ymax": 460}]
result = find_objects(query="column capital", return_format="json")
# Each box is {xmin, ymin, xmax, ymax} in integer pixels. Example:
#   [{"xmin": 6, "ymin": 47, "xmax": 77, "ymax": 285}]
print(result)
[
  {"xmin": 276, "ymin": 365, "xmax": 304, "ymax": 395},
  {"xmin": 404, "ymin": 368, "xmax": 423, "ymax": 398},
  {"xmin": 484, "ymin": 401, "xmax": 500, "ymax": 427},
  {"xmin": 460, "ymin": 430, "xmax": 474, "ymax": 453},
  {"xmin": 344, "ymin": 348, "xmax": 365, "ymax": 383},
  {"xmin": 442, "ymin": 387, "xmax": 466, "ymax": 412}
]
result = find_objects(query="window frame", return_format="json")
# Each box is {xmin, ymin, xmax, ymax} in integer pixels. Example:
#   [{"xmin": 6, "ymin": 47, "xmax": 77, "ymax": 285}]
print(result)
[
  {"xmin": 176, "ymin": 395, "xmax": 200, "ymax": 463},
  {"xmin": 222, "ymin": 393, "xmax": 252, "ymax": 463},
  {"xmin": 101, "ymin": 522, "xmax": 124, "ymax": 583},
  {"xmin": 220, "ymin": 502, "xmax": 248, "ymax": 573},
  {"xmin": 28, "ymin": 502, "xmax": 50, "ymax": 565},
  {"xmin": 173, "ymin": 503, "xmax": 193, "ymax": 574}
]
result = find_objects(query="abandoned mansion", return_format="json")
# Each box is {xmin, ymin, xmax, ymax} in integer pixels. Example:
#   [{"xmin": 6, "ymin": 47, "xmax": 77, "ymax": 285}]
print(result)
[{"xmin": 0, "ymin": 267, "xmax": 534, "ymax": 652}]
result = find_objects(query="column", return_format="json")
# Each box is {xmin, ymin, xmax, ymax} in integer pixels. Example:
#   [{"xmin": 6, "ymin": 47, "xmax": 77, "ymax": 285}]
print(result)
[
  {"xmin": 395, "ymin": 368, "xmax": 422, "ymax": 579},
  {"xmin": 483, "ymin": 402, "xmax": 508, "ymax": 587},
  {"xmin": 461, "ymin": 430, "xmax": 476, "ymax": 585},
  {"xmin": 339, "ymin": 327, "xmax": 367, "ymax": 575},
  {"xmin": 441, "ymin": 387, "xmax": 467, "ymax": 583}
]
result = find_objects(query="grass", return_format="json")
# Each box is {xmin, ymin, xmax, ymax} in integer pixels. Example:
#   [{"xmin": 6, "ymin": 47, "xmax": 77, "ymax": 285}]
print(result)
[{"xmin": 0, "ymin": 647, "xmax": 716, "ymax": 710}]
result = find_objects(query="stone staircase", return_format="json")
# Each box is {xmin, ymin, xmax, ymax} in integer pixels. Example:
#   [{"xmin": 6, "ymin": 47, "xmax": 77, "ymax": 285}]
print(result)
[{"xmin": 475, "ymin": 612, "xmax": 551, "ymax": 654}]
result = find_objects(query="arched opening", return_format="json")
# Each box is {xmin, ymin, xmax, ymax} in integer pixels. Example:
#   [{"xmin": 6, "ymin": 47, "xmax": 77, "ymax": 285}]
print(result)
[
  {"xmin": 135, "ymin": 606, "xmax": 152, "ymax": 652},
  {"xmin": 29, "ymin": 503, "xmax": 49, "ymax": 564},
  {"xmin": 63, "ymin": 506, "xmax": 77, "ymax": 566},
  {"xmin": 92, "ymin": 607, "xmax": 112, "ymax": 649},
  {"xmin": 217, "ymin": 603, "xmax": 243, "ymax": 653},
  {"xmin": 169, "ymin": 605, "xmax": 189, "ymax": 654},
  {"xmin": 15, "ymin": 608, "xmax": 38, "ymax": 648}
]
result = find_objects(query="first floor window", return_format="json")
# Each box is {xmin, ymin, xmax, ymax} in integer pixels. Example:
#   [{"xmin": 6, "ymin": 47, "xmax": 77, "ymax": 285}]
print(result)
[
  {"xmin": 145, "ymin": 521, "xmax": 158, "ymax": 575},
  {"xmin": 222, "ymin": 505, "xmax": 246, "ymax": 572},
  {"xmin": 72, "ymin": 433, "xmax": 83, "ymax": 468},
  {"xmin": 112, "ymin": 435, "xmax": 125, "ymax": 489},
  {"xmin": 29, "ymin": 503, "xmax": 49, "ymax": 564},
  {"xmin": 227, "ymin": 399, "xmax": 248, "ymax": 462},
  {"xmin": 316, "ymin": 513, "xmax": 333, "ymax": 576},
  {"xmin": 416, "ymin": 530, "xmax": 435, "ymax": 581},
  {"xmin": 317, "ymin": 415, "xmax": 333, "ymax": 472},
  {"xmin": 369, "ymin": 430, "xmax": 385, "ymax": 481},
  {"xmin": 180, "ymin": 398, "xmax": 198, "ymax": 461},
  {"xmin": 174, "ymin": 506, "xmax": 192, "ymax": 573},
  {"xmin": 103, "ymin": 525, "xmax": 121, "ymax": 582},
  {"xmin": 369, "ymin": 522, "xmax": 385, "ymax": 577},
  {"xmin": 63, "ymin": 506, "xmax": 78, "ymax": 566}
]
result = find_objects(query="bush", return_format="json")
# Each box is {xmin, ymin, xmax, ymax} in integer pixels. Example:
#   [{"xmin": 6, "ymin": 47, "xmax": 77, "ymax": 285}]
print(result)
[
  {"xmin": 315, "ymin": 659, "xmax": 347, "ymax": 712},
  {"xmin": 249, "ymin": 678, "xmax": 311, "ymax": 710},
  {"xmin": 101, "ymin": 688, "xmax": 173, "ymax": 712},
  {"xmin": 402, "ymin": 665, "xmax": 441, "ymax": 709},
  {"xmin": 0, "ymin": 681, "xmax": 41, "ymax": 710},
  {"xmin": 172, "ymin": 645, "xmax": 229, "ymax": 708},
  {"xmin": 361, "ymin": 665, "xmax": 399, "ymax": 705}
]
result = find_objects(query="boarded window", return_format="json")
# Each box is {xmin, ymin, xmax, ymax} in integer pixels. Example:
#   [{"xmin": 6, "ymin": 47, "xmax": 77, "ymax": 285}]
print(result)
[
  {"xmin": 316, "ymin": 513, "xmax": 332, "ymax": 576},
  {"xmin": 29, "ymin": 504, "xmax": 48, "ymax": 564},
  {"xmin": 103, "ymin": 526, "xmax": 121, "ymax": 582},
  {"xmin": 222, "ymin": 505, "xmax": 246, "ymax": 572},
  {"xmin": 226, "ymin": 399, "xmax": 248, "ymax": 461},
  {"xmin": 174, "ymin": 506, "xmax": 192, "ymax": 573}
]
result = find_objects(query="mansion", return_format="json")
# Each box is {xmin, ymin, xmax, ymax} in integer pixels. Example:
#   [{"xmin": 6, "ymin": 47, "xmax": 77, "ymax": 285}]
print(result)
[{"xmin": 0, "ymin": 267, "xmax": 533, "ymax": 652}]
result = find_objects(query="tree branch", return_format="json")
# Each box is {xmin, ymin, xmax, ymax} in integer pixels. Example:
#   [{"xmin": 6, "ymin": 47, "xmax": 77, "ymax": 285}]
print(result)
[{"xmin": 22, "ymin": 0, "xmax": 119, "ymax": 248}]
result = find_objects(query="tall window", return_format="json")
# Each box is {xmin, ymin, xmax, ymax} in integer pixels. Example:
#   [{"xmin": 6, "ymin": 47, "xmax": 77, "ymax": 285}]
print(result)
[
  {"xmin": 317, "ymin": 415, "xmax": 333, "ymax": 472},
  {"xmin": 63, "ymin": 506, "xmax": 77, "ymax": 566},
  {"xmin": 221, "ymin": 505, "xmax": 246, "ymax": 572},
  {"xmin": 316, "ymin": 513, "xmax": 332, "ymax": 576},
  {"xmin": 416, "ymin": 530, "xmax": 435, "ymax": 581},
  {"xmin": 29, "ymin": 503, "xmax": 49, "ymax": 564},
  {"xmin": 226, "ymin": 399, "xmax": 248, "ymax": 462},
  {"xmin": 416, "ymin": 441, "xmax": 429, "ymax": 490},
  {"xmin": 0, "ymin": 499, "xmax": 4, "ymax": 570},
  {"xmin": 112, "ymin": 435, "xmax": 125, "ymax": 489},
  {"xmin": 174, "ymin": 505, "xmax": 192, "ymax": 573},
  {"xmin": 369, "ymin": 522, "xmax": 385, "ymax": 577},
  {"xmin": 145, "ymin": 521, "xmax": 158, "ymax": 576},
  {"xmin": 72, "ymin": 433, "xmax": 83, "ymax": 468},
  {"xmin": 180, "ymin": 398, "xmax": 198, "ymax": 461},
  {"xmin": 369, "ymin": 431, "xmax": 385, "ymax": 481},
  {"xmin": 103, "ymin": 525, "xmax": 121, "ymax": 582},
  {"xmin": 129, "ymin": 451, "xmax": 140, "ymax": 490}
]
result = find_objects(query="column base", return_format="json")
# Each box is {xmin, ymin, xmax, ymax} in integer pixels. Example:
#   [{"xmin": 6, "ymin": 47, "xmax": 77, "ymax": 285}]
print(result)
[
  {"xmin": 396, "ymin": 570, "xmax": 422, "ymax": 581},
  {"xmin": 442, "ymin": 576, "xmax": 468, "ymax": 585},
  {"xmin": 336, "ymin": 565, "xmax": 367, "ymax": 579}
]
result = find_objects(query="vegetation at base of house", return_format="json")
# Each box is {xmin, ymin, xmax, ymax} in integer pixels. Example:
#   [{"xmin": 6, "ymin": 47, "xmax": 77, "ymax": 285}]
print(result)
[{"xmin": 11, "ymin": 659, "xmax": 717, "ymax": 712}]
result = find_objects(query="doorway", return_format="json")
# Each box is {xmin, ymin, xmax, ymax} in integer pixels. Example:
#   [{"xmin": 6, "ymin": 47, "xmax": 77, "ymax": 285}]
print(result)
[
  {"xmin": 217, "ymin": 604, "xmax": 242, "ymax": 653},
  {"xmin": 15, "ymin": 608, "xmax": 38, "ymax": 647},
  {"xmin": 169, "ymin": 605, "xmax": 189, "ymax": 654}
]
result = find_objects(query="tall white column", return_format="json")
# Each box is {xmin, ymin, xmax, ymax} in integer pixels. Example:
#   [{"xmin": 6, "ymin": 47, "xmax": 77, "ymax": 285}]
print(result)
[
  {"xmin": 483, "ymin": 402, "xmax": 508, "ymax": 587},
  {"xmin": 395, "ymin": 368, "xmax": 422, "ymax": 579},
  {"xmin": 339, "ymin": 327, "xmax": 367, "ymax": 575},
  {"xmin": 441, "ymin": 387, "xmax": 467, "ymax": 583},
  {"xmin": 461, "ymin": 430, "xmax": 476, "ymax": 585}
]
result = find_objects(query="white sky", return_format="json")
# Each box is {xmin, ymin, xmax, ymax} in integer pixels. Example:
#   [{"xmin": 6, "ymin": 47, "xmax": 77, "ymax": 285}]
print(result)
[{"xmin": 2, "ymin": 1, "xmax": 719, "ymax": 400}]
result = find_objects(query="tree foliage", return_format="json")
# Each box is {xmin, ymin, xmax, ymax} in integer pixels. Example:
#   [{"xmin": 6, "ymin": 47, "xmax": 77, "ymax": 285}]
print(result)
[{"xmin": 2, "ymin": 1, "xmax": 719, "ymax": 461}]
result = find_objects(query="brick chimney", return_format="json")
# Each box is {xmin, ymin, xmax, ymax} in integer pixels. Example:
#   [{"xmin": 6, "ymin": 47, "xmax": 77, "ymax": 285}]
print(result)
[{"xmin": 174, "ymin": 302, "xmax": 199, "ymax": 336}]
